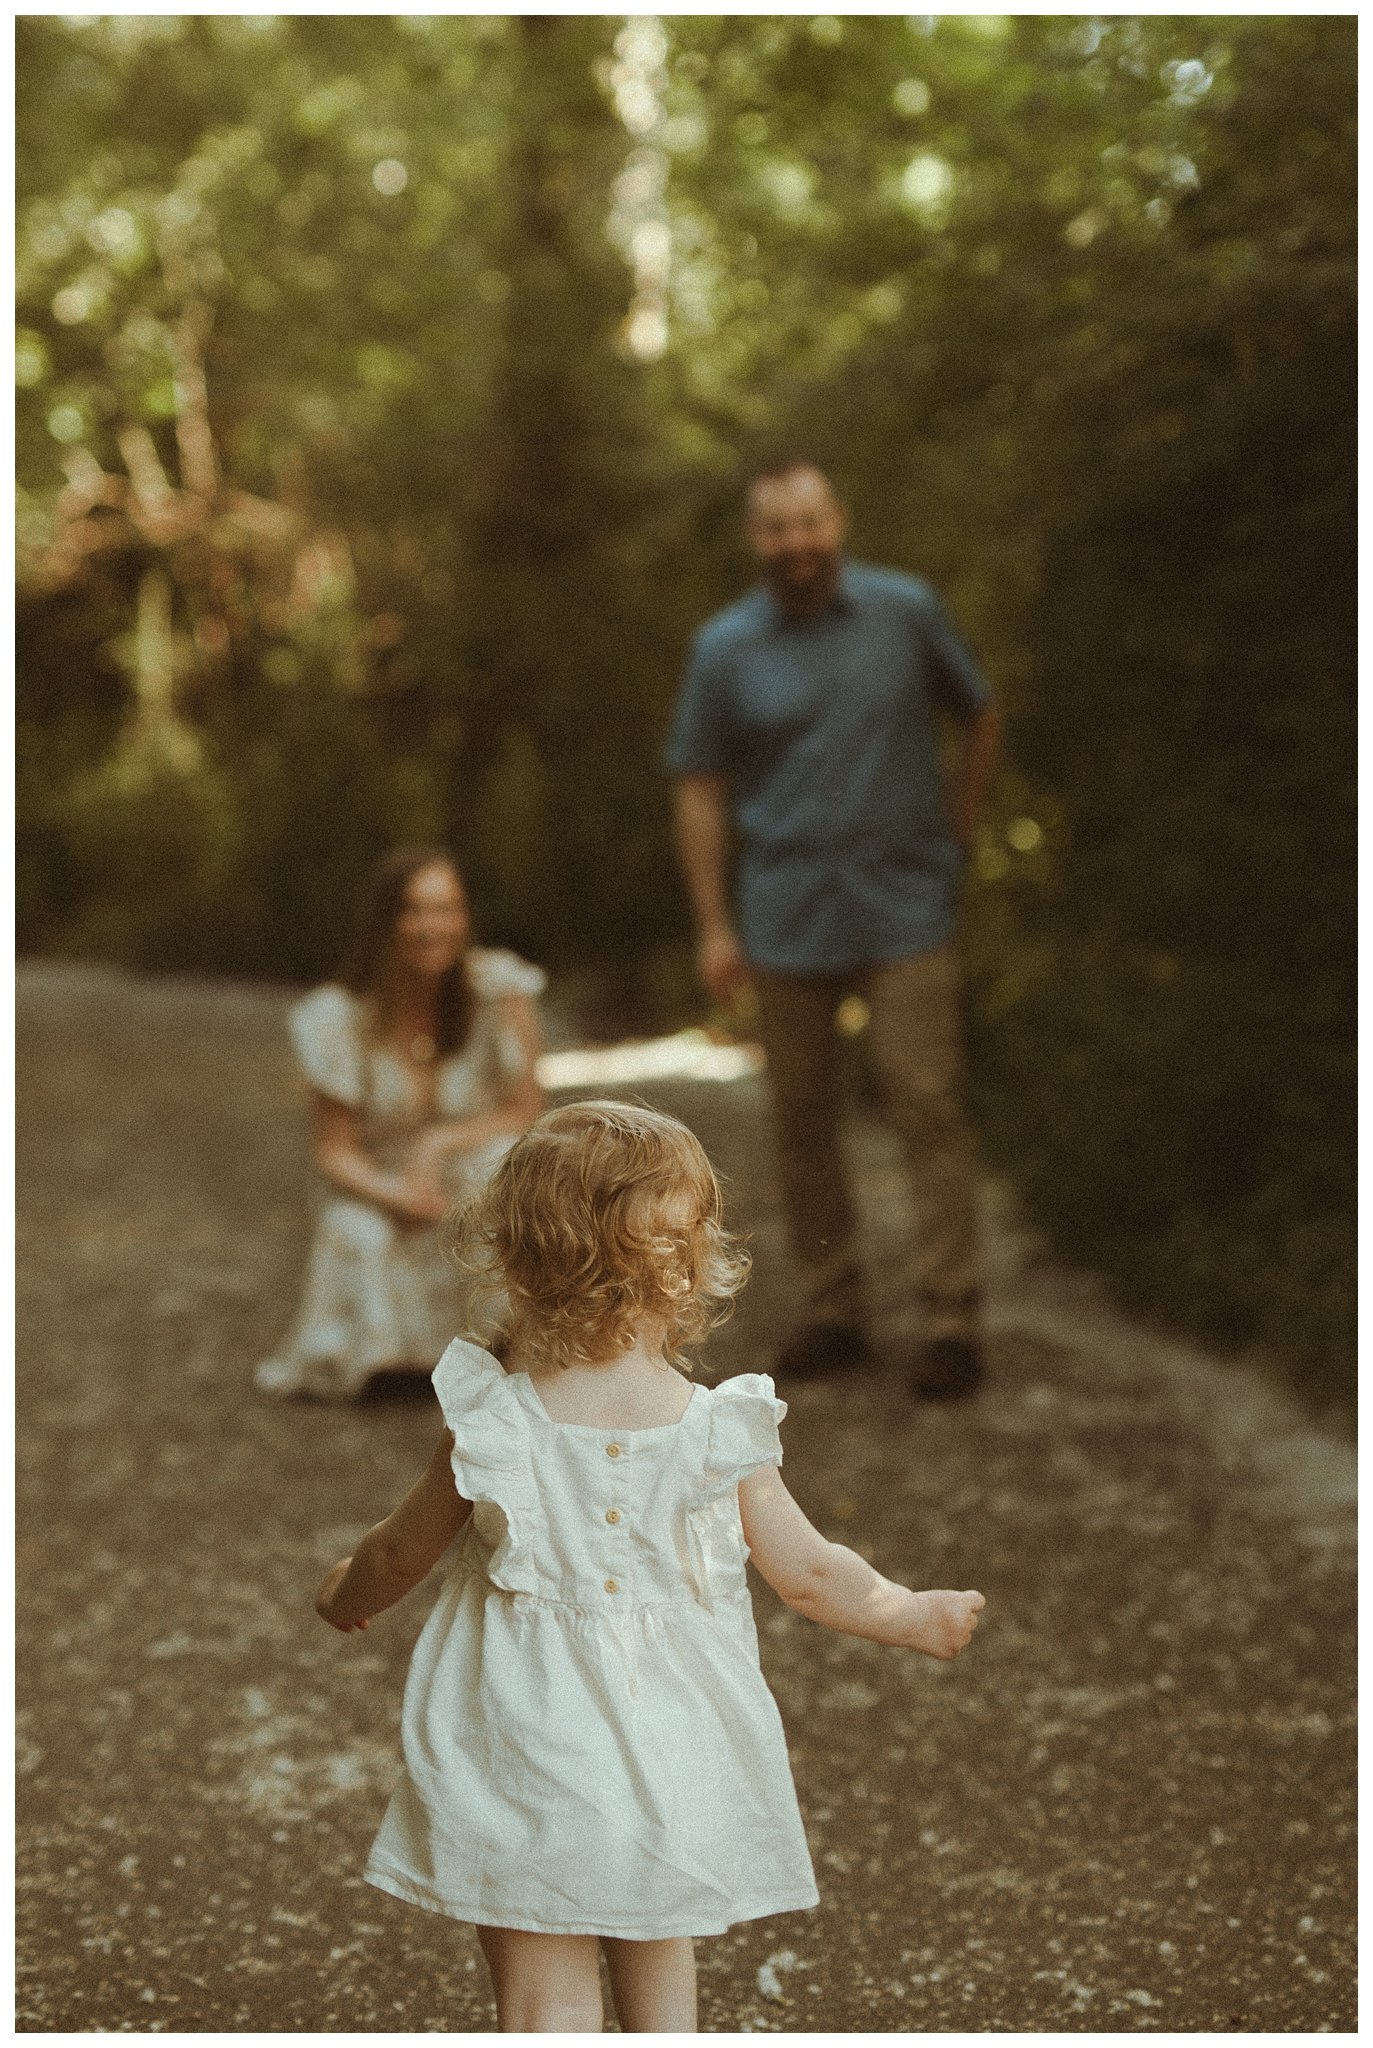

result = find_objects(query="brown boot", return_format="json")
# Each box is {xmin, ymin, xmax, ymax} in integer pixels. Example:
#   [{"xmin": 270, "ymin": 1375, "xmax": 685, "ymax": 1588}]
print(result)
[
  {"xmin": 775, "ymin": 1322, "xmax": 877, "ymax": 1381},
  {"xmin": 909, "ymin": 1335, "xmax": 984, "ymax": 1401}
]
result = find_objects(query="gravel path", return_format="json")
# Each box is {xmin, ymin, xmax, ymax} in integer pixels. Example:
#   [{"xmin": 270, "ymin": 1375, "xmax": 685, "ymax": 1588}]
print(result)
[{"xmin": 16, "ymin": 962, "xmax": 1356, "ymax": 2033}]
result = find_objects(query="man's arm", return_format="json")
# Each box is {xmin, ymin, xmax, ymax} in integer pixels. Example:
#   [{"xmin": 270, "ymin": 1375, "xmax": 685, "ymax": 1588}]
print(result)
[
  {"xmin": 920, "ymin": 586, "xmax": 1000, "ymax": 854},
  {"xmin": 673, "ymin": 774, "xmax": 750, "ymax": 1006},
  {"xmin": 951, "ymin": 700, "xmax": 1001, "ymax": 855}
]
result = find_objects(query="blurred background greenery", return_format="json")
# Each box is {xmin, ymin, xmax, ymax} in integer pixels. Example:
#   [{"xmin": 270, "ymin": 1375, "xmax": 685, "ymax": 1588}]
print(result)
[{"xmin": 15, "ymin": 14, "xmax": 1354, "ymax": 1402}]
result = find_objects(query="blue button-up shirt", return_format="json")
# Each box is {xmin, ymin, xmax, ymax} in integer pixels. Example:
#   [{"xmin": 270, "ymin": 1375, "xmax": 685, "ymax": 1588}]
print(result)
[{"xmin": 665, "ymin": 560, "xmax": 992, "ymax": 976}]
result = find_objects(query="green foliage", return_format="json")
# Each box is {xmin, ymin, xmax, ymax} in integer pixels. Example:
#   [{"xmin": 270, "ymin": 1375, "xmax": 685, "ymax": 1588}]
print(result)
[{"xmin": 15, "ymin": 15, "xmax": 1354, "ymax": 1397}]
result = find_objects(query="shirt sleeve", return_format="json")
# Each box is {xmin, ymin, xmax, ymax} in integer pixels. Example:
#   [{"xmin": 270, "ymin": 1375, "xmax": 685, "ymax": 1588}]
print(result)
[
  {"xmin": 663, "ymin": 629, "xmax": 734, "ymax": 777},
  {"xmin": 922, "ymin": 588, "xmax": 993, "ymax": 721}
]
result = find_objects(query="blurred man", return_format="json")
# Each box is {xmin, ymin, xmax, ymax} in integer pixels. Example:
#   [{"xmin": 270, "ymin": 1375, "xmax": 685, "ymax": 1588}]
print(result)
[{"xmin": 666, "ymin": 459, "xmax": 1000, "ymax": 1400}]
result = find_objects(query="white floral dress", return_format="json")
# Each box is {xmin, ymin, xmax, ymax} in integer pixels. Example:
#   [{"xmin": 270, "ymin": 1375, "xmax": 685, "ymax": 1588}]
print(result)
[
  {"xmin": 364, "ymin": 1340, "xmax": 820, "ymax": 1938},
  {"xmin": 255, "ymin": 949, "xmax": 544, "ymax": 1400}
]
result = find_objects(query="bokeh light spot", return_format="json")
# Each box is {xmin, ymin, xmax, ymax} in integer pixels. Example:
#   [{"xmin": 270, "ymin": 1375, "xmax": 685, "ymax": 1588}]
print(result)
[
  {"xmin": 623, "ymin": 303, "xmax": 668, "ymax": 361},
  {"xmin": 836, "ymin": 996, "xmax": 870, "ymax": 1038},
  {"xmin": 901, "ymin": 152, "xmax": 953, "ymax": 214},
  {"xmin": 87, "ymin": 207, "xmax": 140, "ymax": 257},
  {"xmin": 15, "ymin": 332, "xmax": 50, "ymax": 388},
  {"xmin": 52, "ymin": 284, "xmax": 94, "ymax": 325},
  {"xmin": 893, "ymin": 77, "xmax": 931, "ymax": 117},
  {"xmin": 47, "ymin": 403, "xmax": 86, "ymax": 444}
]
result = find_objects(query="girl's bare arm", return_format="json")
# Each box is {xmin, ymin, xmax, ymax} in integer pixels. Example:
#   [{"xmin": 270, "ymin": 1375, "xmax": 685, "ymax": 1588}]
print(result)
[
  {"xmin": 739, "ymin": 1465, "xmax": 984, "ymax": 1657},
  {"xmin": 316, "ymin": 1432, "xmax": 471, "ymax": 1632}
]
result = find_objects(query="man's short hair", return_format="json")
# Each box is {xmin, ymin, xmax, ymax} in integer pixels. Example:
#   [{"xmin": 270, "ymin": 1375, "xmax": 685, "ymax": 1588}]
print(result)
[{"xmin": 745, "ymin": 454, "xmax": 836, "ymax": 496}]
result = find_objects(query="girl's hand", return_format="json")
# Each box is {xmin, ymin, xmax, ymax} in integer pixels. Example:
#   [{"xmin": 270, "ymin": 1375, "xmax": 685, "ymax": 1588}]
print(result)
[
  {"xmin": 316, "ymin": 1559, "xmax": 369, "ymax": 1633},
  {"xmin": 903, "ymin": 1589, "xmax": 985, "ymax": 1660}
]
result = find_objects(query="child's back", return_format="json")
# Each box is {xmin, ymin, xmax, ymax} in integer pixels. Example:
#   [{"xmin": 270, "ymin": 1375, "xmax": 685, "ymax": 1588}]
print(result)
[
  {"xmin": 366, "ymin": 1338, "xmax": 818, "ymax": 1938},
  {"xmin": 316, "ymin": 1101, "xmax": 983, "ymax": 2030}
]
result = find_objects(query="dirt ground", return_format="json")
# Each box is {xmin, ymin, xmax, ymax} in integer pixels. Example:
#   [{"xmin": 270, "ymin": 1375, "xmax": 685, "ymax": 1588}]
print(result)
[{"xmin": 15, "ymin": 961, "xmax": 1356, "ymax": 2034}]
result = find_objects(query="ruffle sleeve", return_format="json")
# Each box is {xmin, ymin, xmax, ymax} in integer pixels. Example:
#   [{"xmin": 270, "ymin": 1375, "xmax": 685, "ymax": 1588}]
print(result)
[
  {"xmin": 288, "ymin": 985, "xmax": 366, "ymax": 1107},
  {"xmin": 468, "ymin": 947, "xmax": 547, "ymax": 1003},
  {"xmin": 699, "ymin": 1373, "xmax": 787, "ymax": 1500},
  {"xmin": 432, "ymin": 1339, "xmax": 540, "ymax": 1596},
  {"xmin": 685, "ymin": 1374, "xmax": 787, "ymax": 1611},
  {"xmin": 466, "ymin": 948, "xmax": 545, "ymax": 1088}
]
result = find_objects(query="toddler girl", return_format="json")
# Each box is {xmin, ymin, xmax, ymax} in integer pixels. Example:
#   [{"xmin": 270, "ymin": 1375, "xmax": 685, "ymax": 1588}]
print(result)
[{"xmin": 315, "ymin": 1100, "xmax": 984, "ymax": 2032}]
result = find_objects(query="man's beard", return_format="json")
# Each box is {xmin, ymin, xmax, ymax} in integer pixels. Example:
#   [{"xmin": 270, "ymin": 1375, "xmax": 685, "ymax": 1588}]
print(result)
[{"xmin": 769, "ymin": 554, "xmax": 840, "ymax": 605}]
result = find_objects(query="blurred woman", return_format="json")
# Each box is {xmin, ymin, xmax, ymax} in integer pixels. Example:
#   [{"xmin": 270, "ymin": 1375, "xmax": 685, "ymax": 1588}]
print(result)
[{"xmin": 255, "ymin": 848, "xmax": 545, "ymax": 1399}]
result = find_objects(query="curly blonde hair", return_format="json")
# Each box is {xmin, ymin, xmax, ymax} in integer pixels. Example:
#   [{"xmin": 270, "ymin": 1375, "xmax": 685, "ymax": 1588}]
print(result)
[{"xmin": 451, "ymin": 1100, "xmax": 750, "ymax": 1371}]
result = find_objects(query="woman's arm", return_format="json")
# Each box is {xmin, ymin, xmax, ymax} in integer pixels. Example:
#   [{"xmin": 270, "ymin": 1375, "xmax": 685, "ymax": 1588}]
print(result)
[
  {"xmin": 409, "ymin": 993, "xmax": 545, "ymax": 1168},
  {"xmin": 739, "ymin": 1465, "xmax": 984, "ymax": 1657},
  {"xmin": 310, "ymin": 1091, "xmax": 448, "ymax": 1223},
  {"xmin": 316, "ymin": 1432, "xmax": 471, "ymax": 1632}
]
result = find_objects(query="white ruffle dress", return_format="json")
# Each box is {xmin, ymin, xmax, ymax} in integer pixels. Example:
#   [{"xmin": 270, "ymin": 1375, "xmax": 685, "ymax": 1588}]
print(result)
[
  {"xmin": 364, "ymin": 1340, "xmax": 820, "ymax": 1938},
  {"xmin": 256, "ymin": 950, "xmax": 545, "ymax": 1400}
]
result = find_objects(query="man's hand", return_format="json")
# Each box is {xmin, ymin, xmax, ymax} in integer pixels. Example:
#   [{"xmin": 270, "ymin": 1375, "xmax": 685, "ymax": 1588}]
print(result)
[
  {"xmin": 952, "ymin": 702, "xmax": 1001, "ymax": 856},
  {"xmin": 698, "ymin": 924, "xmax": 751, "ymax": 1007},
  {"xmin": 674, "ymin": 777, "xmax": 748, "ymax": 1006}
]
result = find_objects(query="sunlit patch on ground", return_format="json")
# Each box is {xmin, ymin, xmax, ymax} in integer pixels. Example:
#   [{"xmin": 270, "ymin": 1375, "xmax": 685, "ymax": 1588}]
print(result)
[{"xmin": 538, "ymin": 1029, "xmax": 763, "ymax": 1090}]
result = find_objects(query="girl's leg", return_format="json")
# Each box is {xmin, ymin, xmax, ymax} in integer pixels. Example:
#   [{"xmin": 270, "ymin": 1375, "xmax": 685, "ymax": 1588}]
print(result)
[
  {"xmin": 602, "ymin": 1935, "xmax": 698, "ymax": 2033},
  {"xmin": 476, "ymin": 1926, "xmax": 604, "ymax": 2033}
]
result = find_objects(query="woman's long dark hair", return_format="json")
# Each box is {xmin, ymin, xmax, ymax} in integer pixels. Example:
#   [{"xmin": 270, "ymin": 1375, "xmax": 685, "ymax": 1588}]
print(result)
[{"xmin": 340, "ymin": 847, "xmax": 475, "ymax": 1056}]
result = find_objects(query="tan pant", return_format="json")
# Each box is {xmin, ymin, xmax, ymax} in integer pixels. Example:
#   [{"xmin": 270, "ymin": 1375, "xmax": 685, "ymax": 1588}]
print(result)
[{"xmin": 754, "ymin": 947, "xmax": 981, "ymax": 1343}]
